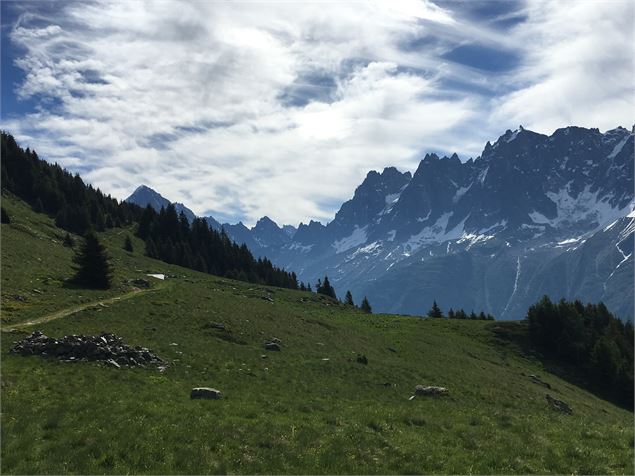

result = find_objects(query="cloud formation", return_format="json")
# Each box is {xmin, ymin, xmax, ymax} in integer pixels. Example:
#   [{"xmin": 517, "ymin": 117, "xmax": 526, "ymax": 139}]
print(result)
[{"xmin": 2, "ymin": 0, "xmax": 633, "ymax": 225}]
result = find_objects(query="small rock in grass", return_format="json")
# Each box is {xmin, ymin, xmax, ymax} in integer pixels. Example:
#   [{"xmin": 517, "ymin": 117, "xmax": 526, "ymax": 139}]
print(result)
[
  {"xmin": 190, "ymin": 387, "xmax": 222, "ymax": 400},
  {"xmin": 545, "ymin": 394, "xmax": 572, "ymax": 414},
  {"xmin": 414, "ymin": 385, "xmax": 449, "ymax": 396},
  {"xmin": 356, "ymin": 354, "xmax": 368, "ymax": 365},
  {"xmin": 264, "ymin": 342, "xmax": 281, "ymax": 351}
]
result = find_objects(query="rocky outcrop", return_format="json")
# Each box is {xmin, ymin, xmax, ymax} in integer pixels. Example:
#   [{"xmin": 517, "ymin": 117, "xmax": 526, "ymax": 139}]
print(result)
[{"xmin": 10, "ymin": 331, "xmax": 162, "ymax": 367}]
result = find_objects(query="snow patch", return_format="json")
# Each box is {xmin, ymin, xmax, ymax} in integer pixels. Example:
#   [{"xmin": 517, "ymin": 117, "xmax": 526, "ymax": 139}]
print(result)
[
  {"xmin": 608, "ymin": 133, "xmax": 631, "ymax": 159},
  {"xmin": 453, "ymin": 184, "xmax": 471, "ymax": 204},
  {"xmin": 333, "ymin": 226, "xmax": 368, "ymax": 254},
  {"xmin": 403, "ymin": 213, "xmax": 467, "ymax": 253}
]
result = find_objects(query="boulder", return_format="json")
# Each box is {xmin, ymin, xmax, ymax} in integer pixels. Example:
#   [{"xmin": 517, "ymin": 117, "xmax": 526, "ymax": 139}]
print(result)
[
  {"xmin": 545, "ymin": 394, "xmax": 572, "ymax": 414},
  {"xmin": 191, "ymin": 387, "xmax": 221, "ymax": 400},
  {"xmin": 264, "ymin": 342, "xmax": 281, "ymax": 351},
  {"xmin": 414, "ymin": 385, "xmax": 449, "ymax": 396}
]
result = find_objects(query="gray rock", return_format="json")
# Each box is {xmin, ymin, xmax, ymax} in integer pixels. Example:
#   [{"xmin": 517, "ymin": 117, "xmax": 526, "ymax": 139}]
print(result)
[
  {"xmin": 545, "ymin": 394, "xmax": 572, "ymax": 414},
  {"xmin": 414, "ymin": 385, "xmax": 449, "ymax": 396},
  {"xmin": 191, "ymin": 387, "xmax": 221, "ymax": 400},
  {"xmin": 264, "ymin": 342, "xmax": 281, "ymax": 351}
]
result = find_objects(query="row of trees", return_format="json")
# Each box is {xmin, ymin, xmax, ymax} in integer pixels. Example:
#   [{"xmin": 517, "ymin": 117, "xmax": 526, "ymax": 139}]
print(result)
[
  {"xmin": 428, "ymin": 300, "xmax": 495, "ymax": 320},
  {"xmin": 315, "ymin": 276, "xmax": 372, "ymax": 313},
  {"xmin": 1, "ymin": 132, "xmax": 309, "ymax": 291},
  {"xmin": 527, "ymin": 296, "xmax": 633, "ymax": 407},
  {"xmin": 138, "ymin": 204, "xmax": 303, "ymax": 289},
  {"xmin": 1, "ymin": 132, "xmax": 142, "ymax": 234}
]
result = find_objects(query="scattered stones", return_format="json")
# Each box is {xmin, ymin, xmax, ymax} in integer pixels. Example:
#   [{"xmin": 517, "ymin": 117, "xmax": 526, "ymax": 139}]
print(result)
[
  {"xmin": 414, "ymin": 385, "xmax": 449, "ymax": 397},
  {"xmin": 356, "ymin": 354, "xmax": 368, "ymax": 365},
  {"xmin": 529, "ymin": 374, "xmax": 551, "ymax": 389},
  {"xmin": 203, "ymin": 322, "xmax": 226, "ymax": 331},
  {"xmin": 190, "ymin": 387, "xmax": 221, "ymax": 400},
  {"xmin": 264, "ymin": 341, "xmax": 281, "ymax": 351},
  {"xmin": 10, "ymin": 331, "xmax": 162, "ymax": 368},
  {"xmin": 545, "ymin": 394, "xmax": 572, "ymax": 414},
  {"xmin": 132, "ymin": 278, "xmax": 151, "ymax": 288}
]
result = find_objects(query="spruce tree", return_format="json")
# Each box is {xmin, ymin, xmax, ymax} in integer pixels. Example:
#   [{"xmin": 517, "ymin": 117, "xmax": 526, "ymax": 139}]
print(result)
[
  {"xmin": 360, "ymin": 296, "xmax": 372, "ymax": 313},
  {"xmin": 428, "ymin": 300, "xmax": 443, "ymax": 318},
  {"xmin": 63, "ymin": 233, "xmax": 75, "ymax": 248},
  {"xmin": 124, "ymin": 235, "xmax": 134, "ymax": 252},
  {"xmin": 448, "ymin": 308, "xmax": 455, "ymax": 319},
  {"xmin": 345, "ymin": 290, "xmax": 354, "ymax": 306},
  {"xmin": 72, "ymin": 232, "xmax": 113, "ymax": 289},
  {"xmin": 317, "ymin": 276, "xmax": 336, "ymax": 299},
  {"xmin": 1, "ymin": 206, "xmax": 10, "ymax": 224}
]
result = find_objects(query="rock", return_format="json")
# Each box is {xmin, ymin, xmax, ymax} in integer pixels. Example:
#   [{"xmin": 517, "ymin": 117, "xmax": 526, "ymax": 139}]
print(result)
[
  {"xmin": 9, "ymin": 331, "xmax": 163, "ymax": 368},
  {"xmin": 356, "ymin": 354, "xmax": 368, "ymax": 365},
  {"xmin": 264, "ymin": 342, "xmax": 281, "ymax": 351},
  {"xmin": 205, "ymin": 322, "xmax": 226, "ymax": 331},
  {"xmin": 529, "ymin": 374, "xmax": 551, "ymax": 389},
  {"xmin": 106, "ymin": 359, "xmax": 121, "ymax": 368},
  {"xmin": 132, "ymin": 278, "xmax": 151, "ymax": 288},
  {"xmin": 13, "ymin": 295, "xmax": 26, "ymax": 302},
  {"xmin": 545, "ymin": 394, "xmax": 572, "ymax": 414},
  {"xmin": 270, "ymin": 337, "xmax": 282, "ymax": 344},
  {"xmin": 414, "ymin": 385, "xmax": 449, "ymax": 396},
  {"xmin": 191, "ymin": 387, "xmax": 221, "ymax": 400},
  {"xmin": 388, "ymin": 347, "xmax": 397, "ymax": 353}
]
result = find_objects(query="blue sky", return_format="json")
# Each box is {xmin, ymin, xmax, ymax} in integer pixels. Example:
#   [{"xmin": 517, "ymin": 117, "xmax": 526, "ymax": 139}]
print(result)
[{"xmin": 1, "ymin": 0, "xmax": 633, "ymax": 226}]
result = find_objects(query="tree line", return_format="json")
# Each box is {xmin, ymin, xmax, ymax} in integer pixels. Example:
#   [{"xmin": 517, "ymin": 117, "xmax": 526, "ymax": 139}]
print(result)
[
  {"xmin": 0, "ymin": 131, "xmax": 304, "ymax": 290},
  {"xmin": 1, "ymin": 132, "xmax": 141, "ymax": 234},
  {"xmin": 137, "ymin": 203, "xmax": 302, "ymax": 289},
  {"xmin": 427, "ymin": 300, "xmax": 495, "ymax": 320},
  {"xmin": 527, "ymin": 296, "xmax": 633, "ymax": 407}
]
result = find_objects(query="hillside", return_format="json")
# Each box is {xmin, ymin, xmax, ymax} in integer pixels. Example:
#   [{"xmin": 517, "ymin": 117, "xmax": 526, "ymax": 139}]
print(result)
[{"xmin": 1, "ymin": 194, "xmax": 633, "ymax": 475}]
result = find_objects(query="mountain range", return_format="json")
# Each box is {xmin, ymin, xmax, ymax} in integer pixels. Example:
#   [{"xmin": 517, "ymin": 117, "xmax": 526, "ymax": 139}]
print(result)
[{"xmin": 126, "ymin": 125, "xmax": 634, "ymax": 320}]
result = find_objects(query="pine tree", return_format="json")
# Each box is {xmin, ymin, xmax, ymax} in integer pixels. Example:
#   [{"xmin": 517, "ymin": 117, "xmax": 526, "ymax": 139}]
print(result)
[
  {"xmin": 448, "ymin": 308, "xmax": 455, "ymax": 319},
  {"xmin": 478, "ymin": 311, "xmax": 487, "ymax": 320},
  {"xmin": 360, "ymin": 296, "xmax": 372, "ymax": 314},
  {"xmin": 345, "ymin": 290, "xmax": 354, "ymax": 306},
  {"xmin": 307, "ymin": 283, "xmax": 312, "ymax": 292},
  {"xmin": 469, "ymin": 311, "xmax": 478, "ymax": 320},
  {"xmin": 1, "ymin": 206, "xmax": 10, "ymax": 224},
  {"xmin": 124, "ymin": 235, "xmax": 134, "ymax": 252},
  {"xmin": 317, "ymin": 276, "xmax": 337, "ymax": 299},
  {"xmin": 63, "ymin": 233, "xmax": 75, "ymax": 248},
  {"xmin": 72, "ymin": 232, "xmax": 113, "ymax": 289},
  {"xmin": 428, "ymin": 300, "xmax": 443, "ymax": 318}
]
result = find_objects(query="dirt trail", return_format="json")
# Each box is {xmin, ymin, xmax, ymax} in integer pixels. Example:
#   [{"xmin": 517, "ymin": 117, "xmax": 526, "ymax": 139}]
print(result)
[{"xmin": 2, "ymin": 285, "xmax": 163, "ymax": 332}]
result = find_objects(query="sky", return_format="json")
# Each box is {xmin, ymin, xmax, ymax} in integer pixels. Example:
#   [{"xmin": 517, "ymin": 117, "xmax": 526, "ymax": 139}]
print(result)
[{"xmin": 1, "ymin": 0, "xmax": 633, "ymax": 226}]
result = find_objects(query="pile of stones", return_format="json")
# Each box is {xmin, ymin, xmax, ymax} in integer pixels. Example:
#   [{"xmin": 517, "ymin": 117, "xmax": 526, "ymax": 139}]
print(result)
[{"xmin": 10, "ymin": 331, "xmax": 163, "ymax": 367}]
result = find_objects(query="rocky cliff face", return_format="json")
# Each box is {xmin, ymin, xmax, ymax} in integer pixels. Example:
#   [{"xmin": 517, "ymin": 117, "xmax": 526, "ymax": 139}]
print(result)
[{"xmin": 128, "ymin": 125, "xmax": 634, "ymax": 320}]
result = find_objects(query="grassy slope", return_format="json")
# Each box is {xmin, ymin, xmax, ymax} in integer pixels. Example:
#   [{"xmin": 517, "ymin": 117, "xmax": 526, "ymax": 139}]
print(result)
[{"xmin": 1, "ymin": 194, "xmax": 633, "ymax": 475}]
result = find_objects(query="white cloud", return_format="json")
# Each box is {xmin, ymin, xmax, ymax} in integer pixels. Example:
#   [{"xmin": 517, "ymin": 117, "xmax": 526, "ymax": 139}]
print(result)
[
  {"xmin": 492, "ymin": 0, "xmax": 634, "ymax": 133},
  {"xmin": 3, "ymin": 0, "xmax": 632, "ymax": 226}
]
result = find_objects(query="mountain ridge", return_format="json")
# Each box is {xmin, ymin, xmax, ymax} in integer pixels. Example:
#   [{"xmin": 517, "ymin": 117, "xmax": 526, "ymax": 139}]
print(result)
[{"xmin": 126, "ymin": 125, "xmax": 634, "ymax": 319}]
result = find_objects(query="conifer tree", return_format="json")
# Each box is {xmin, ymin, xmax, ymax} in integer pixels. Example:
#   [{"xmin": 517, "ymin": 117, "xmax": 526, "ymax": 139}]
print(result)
[
  {"xmin": 124, "ymin": 235, "xmax": 134, "ymax": 252},
  {"xmin": 360, "ymin": 296, "xmax": 372, "ymax": 313},
  {"xmin": 1, "ymin": 206, "xmax": 10, "ymax": 224},
  {"xmin": 72, "ymin": 232, "xmax": 113, "ymax": 289},
  {"xmin": 345, "ymin": 290, "xmax": 354, "ymax": 306},
  {"xmin": 428, "ymin": 300, "xmax": 443, "ymax": 318},
  {"xmin": 63, "ymin": 233, "xmax": 75, "ymax": 248},
  {"xmin": 317, "ymin": 276, "xmax": 337, "ymax": 299},
  {"xmin": 469, "ymin": 311, "xmax": 478, "ymax": 320},
  {"xmin": 448, "ymin": 308, "xmax": 455, "ymax": 319}
]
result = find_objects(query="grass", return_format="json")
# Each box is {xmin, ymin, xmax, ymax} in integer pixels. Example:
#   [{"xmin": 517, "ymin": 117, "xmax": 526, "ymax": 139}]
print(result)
[{"xmin": 1, "ymin": 194, "xmax": 633, "ymax": 474}]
